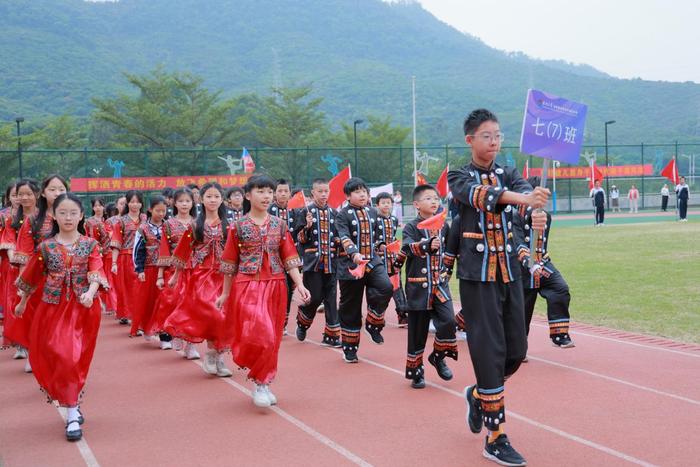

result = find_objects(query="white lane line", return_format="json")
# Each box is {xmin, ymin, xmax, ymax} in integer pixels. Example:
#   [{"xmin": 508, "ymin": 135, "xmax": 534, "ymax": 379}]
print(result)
[
  {"xmin": 189, "ymin": 360, "xmax": 373, "ymax": 467},
  {"xmin": 302, "ymin": 339, "xmax": 657, "ymax": 467},
  {"xmin": 529, "ymin": 322, "xmax": 700, "ymax": 359},
  {"xmin": 56, "ymin": 407, "xmax": 101, "ymax": 467},
  {"xmin": 526, "ymin": 355, "xmax": 700, "ymax": 406}
]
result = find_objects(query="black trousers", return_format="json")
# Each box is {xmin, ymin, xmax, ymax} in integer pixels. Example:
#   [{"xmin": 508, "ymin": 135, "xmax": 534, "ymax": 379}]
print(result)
[
  {"xmin": 297, "ymin": 271, "xmax": 339, "ymax": 339},
  {"xmin": 679, "ymin": 199, "xmax": 688, "ymax": 219},
  {"xmin": 459, "ymin": 279, "xmax": 527, "ymax": 432},
  {"xmin": 523, "ymin": 264, "xmax": 571, "ymax": 338},
  {"xmin": 594, "ymin": 205, "xmax": 605, "ymax": 224},
  {"xmin": 283, "ymin": 272, "xmax": 295, "ymax": 327},
  {"xmin": 661, "ymin": 195, "xmax": 669, "ymax": 211},
  {"xmin": 405, "ymin": 300, "xmax": 458, "ymax": 379},
  {"xmin": 338, "ymin": 263, "xmax": 393, "ymax": 352}
]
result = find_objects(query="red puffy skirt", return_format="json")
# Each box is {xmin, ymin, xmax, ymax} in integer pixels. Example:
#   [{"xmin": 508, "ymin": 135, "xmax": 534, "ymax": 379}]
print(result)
[
  {"xmin": 148, "ymin": 268, "xmax": 190, "ymax": 336},
  {"xmin": 28, "ymin": 293, "xmax": 101, "ymax": 407},
  {"xmin": 114, "ymin": 252, "xmax": 138, "ymax": 319},
  {"xmin": 164, "ymin": 266, "xmax": 225, "ymax": 349},
  {"xmin": 130, "ymin": 266, "xmax": 161, "ymax": 336},
  {"xmin": 224, "ymin": 279, "xmax": 287, "ymax": 384},
  {"xmin": 101, "ymin": 253, "xmax": 118, "ymax": 314},
  {"xmin": 1, "ymin": 261, "xmax": 20, "ymax": 348}
]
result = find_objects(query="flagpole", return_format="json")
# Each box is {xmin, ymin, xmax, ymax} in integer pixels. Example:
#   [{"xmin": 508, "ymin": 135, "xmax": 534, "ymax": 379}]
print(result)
[
  {"xmin": 412, "ymin": 76, "xmax": 418, "ymax": 185},
  {"xmin": 591, "ymin": 158, "xmax": 596, "ymax": 226}
]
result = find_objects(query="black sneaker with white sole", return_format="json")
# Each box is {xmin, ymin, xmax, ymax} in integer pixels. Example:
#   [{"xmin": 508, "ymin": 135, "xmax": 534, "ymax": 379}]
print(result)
[
  {"xmin": 343, "ymin": 350, "xmax": 359, "ymax": 363},
  {"xmin": 483, "ymin": 434, "xmax": 527, "ymax": 466},
  {"xmin": 295, "ymin": 326, "xmax": 307, "ymax": 342},
  {"xmin": 465, "ymin": 385, "xmax": 483, "ymax": 433},
  {"xmin": 364, "ymin": 324, "xmax": 384, "ymax": 345},
  {"xmin": 551, "ymin": 333, "xmax": 575, "ymax": 348}
]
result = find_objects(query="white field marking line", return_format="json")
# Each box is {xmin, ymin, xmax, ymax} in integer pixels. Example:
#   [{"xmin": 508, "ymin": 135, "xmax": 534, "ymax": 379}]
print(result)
[
  {"xmin": 189, "ymin": 360, "xmax": 373, "ymax": 467},
  {"xmin": 529, "ymin": 322, "xmax": 700, "ymax": 359},
  {"xmin": 526, "ymin": 355, "xmax": 700, "ymax": 406},
  {"xmin": 302, "ymin": 339, "xmax": 657, "ymax": 467},
  {"xmin": 56, "ymin": 407, "xmax": 101, "ymax": 467}
]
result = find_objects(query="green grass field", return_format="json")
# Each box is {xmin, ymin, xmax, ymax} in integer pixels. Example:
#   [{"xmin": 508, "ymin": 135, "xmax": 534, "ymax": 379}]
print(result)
[{"xmin": 446, "ymin": 219, "xmax": 700, "ymax": 344}]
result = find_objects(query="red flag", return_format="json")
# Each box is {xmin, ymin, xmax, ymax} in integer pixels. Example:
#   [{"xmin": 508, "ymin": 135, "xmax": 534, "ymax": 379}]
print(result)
[
  {"xmin": 241, "ymin": 147, "xmax": 256, "ymax": 174},
  {"xmin": 417, "ymin": 210, "xmax": 447, "ymax": 231},
  {"xmin": 386, "ymin": 239, "xmax": 401, "ymax": 254},
  {"xmin": 415, "ymin": 172, "xmax": 427, "ymax": 186},
  {"xmin": 522, "ymin": 160, "xmax": 529, "ymax": 179},
  {"xmin": 436, "ymin": 165, "xmax": 449, "ymax": 198},
  {"xmin": 287, "ymin": 190, "xmax": 306, "ymax": 209},
  {"xmin": 660, "ymin": 158, "xmax": 679, "ymax": 185},
  {"xmin": 328, "ymin": 165, "xmax": 351, "ymax": 209},
  {"xmin": 587, "ymin": 162, "xmax": 604, "ymax": 189},
  {"xmin": 348, "ymin": 259, "xmax": 369, "ymax": 279}
]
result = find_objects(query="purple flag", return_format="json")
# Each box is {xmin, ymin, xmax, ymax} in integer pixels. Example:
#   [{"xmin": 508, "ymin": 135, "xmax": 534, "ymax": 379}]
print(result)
[{"xmin": 519, "ymin": 89, "xmax": 588, "ymax": 165}]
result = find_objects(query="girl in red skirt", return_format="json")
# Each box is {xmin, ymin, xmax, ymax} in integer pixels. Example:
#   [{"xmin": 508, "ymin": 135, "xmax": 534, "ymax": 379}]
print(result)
[
  {"xmin": 164, "ymin": 182, "xmax": 232, "ymax": 377},
  {"xmin": 1, "ymin": 179, "xmax": 39, "ymax": 361},
  {"xmin": 11, "ymin": 175, "xmax": 69, "ymax": 372},
  {"xmin": 110, "ymin": 190, "xmax": 144, "ymax": 327},
  {"xmin": 14, "ymin": 193, "xmax": 108, "ymax": 442},
  {"xmin": 131, "ymin": 195, "xmax": 167, "ymax": 339},
  {"xmin": 217, "ymin": 175, "xmax": 310, "ymax": 407},
  {"xmin": 84, "ymin": 198, "xmax": 113, "ymax": 314},
  {"xmin": 151, "ymin": 187, "xmax": 197, "ymax": 357},
  {"xmin": 0, "ymin": 182, "xmax": 19, "ymax": 323},
  {"xmin": 103, "ymin": 197, "xmax": 126, "ymax": 317}
]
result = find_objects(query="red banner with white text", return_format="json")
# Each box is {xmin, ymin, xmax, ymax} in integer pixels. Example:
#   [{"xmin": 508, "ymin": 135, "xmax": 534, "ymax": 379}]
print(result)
[{"xmin": 70, "ymin": 174, "xmax": 251, "ymax": 193}]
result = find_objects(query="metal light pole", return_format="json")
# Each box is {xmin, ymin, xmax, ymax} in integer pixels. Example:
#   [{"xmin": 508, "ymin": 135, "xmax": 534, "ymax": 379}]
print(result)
[
  {"xmin": 353, "ymin": 119, "xmax": 363, "ymax": 175},
  {"xmin": 16, "ymin": 117, "xmax": 24, "ymax": 178},
  {"xmin": 604, "ymin": 120, "xmax": 615, "ymax": 209}
]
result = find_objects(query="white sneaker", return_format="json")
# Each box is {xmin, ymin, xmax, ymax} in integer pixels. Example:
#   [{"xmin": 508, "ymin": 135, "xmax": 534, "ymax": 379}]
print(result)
[
  {"xmin": 456, "ymin": 331, "xmax": 468, "ymax": 341},
  {"xmin": 428, "ymin": 320, "xmax": 437, "ymax": 334},
  {"xmin": 183, "ymin": 343, "xmax": 200, "ymax": 360},
  {"xmin": 135, "ymin": 330, "xmax": 144, "ymax": 337},
  {"xmin": 264, "ymin": 385, "xmax": 278, "ymax": 405},
  {"xmin": 173, "ymin": 338, "xmax": 184, "ymax": 352},
  {"xmin": 253, "ymin": 384, "xmax": 271, "ymax": 407},
  {"xmin": 202, "ymin": 350, "xmax": 218, "ymax": 375},
  {"xmin": 160, "ymin": 340, "xmax": 173, "ymax": 350},
  {"xmin": 24, "ymin": 359, "xmax": 32, "ymax": 373},
  {"xmin": 215, "ymin": 354, "xmax": 232, "ymax": 377},
  {"xmin": 13, "ymin": 347, "xmax": 28, "ymax": 360}
]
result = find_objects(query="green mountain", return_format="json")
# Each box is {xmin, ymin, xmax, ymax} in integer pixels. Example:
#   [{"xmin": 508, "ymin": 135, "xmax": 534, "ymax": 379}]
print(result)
[{"xmin": 2, "ymin": 0, "xmax": 699, "ymax": 146}]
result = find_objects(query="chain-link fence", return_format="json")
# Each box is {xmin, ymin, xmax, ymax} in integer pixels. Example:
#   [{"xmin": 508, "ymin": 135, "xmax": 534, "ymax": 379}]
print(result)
[{"xmin": 1, "ymin": 143, "xmax": 697, "ymax": 213}]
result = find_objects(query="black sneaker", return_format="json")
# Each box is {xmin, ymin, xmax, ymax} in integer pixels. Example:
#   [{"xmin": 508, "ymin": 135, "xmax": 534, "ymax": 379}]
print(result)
[
  {"xmin": 411, "ymin": 374, "xmax": 425, "ymax": 389},
  {"xmin": 364, "ymin": 324, "xmax": 384, "ymax": 345},
  {"xmin": 464, "ymin": 385, "xmax": 483, "ymax": 434},
  {"xmin": 483, "ymin": 434, "xmax": 527, "ymax": 466},
  {"xmin": 552, "ymin": 333, "xmax": 575, "ymax": 348},
  {"xmin": 118, "ymin": 318, "xmax": 129, "ymax": 325},
  {"xmin": 343, "ymin": 350, "xmax": 359, "ymax": 363},
  {"xmin": 295, "ymin": 326, "xmax": 307, "ymax": 342},
  {"xmin": 321, "ymin": 335, "xmax": 341, "ymax": 348},
  {"xmin": 428, "ymin": 352, "xmax": 453, "ymax": 381}
]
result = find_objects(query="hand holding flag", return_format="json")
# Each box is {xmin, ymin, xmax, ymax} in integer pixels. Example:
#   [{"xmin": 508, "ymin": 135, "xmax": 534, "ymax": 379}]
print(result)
[{"xmin": 349, "ymin": 259, "xmax": 370, "ymax": 279}]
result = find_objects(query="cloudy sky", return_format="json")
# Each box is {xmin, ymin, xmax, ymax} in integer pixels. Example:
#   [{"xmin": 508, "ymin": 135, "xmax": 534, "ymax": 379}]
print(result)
[{"xmin": 414, "ymin": 0, "xmax": 699, "ymax": 83}]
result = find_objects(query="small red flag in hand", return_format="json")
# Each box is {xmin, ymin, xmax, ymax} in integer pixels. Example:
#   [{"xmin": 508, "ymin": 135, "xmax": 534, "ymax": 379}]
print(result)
[
  {"xmin": 349, "ymin": 259, "xmax": 369, "ymax": 279},
  {"xmin": 386, "ymin": 239, "xmax": 401, "ymax": 254},
  {"xmin": 436, "ymin": 165, "xmax": 449, "ymax": 198},
  {"xmin": 389, "ymin": 273, "xmax": 400, "ymax": 291},
  {"xmin": 417, "ymin": 210, "xmax": 447, "ymax": 231},
  {"xmin": 287, "ymin": 190, "xmax": 306, "ymax": 209}
]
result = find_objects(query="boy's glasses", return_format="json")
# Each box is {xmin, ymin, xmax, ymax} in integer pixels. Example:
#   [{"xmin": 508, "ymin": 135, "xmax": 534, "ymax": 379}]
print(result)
[{"xmin": 472, "ymin": 132, "xmax": 505, "ymax": 143}]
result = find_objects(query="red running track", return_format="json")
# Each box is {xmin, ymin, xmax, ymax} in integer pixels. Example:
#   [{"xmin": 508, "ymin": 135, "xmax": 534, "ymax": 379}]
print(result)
[{"xmin": 1, "ymin": 305, "xmax": 699, "ymax": 467}]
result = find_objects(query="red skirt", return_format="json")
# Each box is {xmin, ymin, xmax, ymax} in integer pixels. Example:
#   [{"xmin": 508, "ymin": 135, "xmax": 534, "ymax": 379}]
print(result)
[
  {"xmin": 130, "ymin": 267, "xmax": 160, "ymax": 336},
  {"xmin": 1, "ymin": 262, "xmax": 20, "ymax": 348},
  {"xmin": 3, "ymin": 275, "xmax": 44, "ymax": 349},
  {"xmin": 101, "ymin": 253, "xmax": 118, "ymax": 314},
  {"xmin": 114, "ymin": 253, "xmax": 138, "ymax": 319},
  {"xmin": 0, "ymin": 252, "xmax": 11, "ymax": 319},
  {"xmin": 28, "ymin": 293, "xmax": 101, "ymax": 407},
  {"xmin": 224, "ymin": 279, "xmax": 287, "ymax": 384},
  {"xmin": 148, "ymin": 268, "xmax": 190, "ymax": 336},
  {"xmin": 164, "ymin": 267, "xmax": 224, "ymax": 349}
]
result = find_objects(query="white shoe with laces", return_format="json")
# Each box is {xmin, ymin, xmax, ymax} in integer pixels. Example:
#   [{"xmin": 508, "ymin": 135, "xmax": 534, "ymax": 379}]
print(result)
[
  {"xmin": 183, "ymin": 343, "xmax": 200, "ymax": 360},
  {"xmin": 264, "ymin": 385, "xmax": 277, "ymax": 405},
  {"xmin": 13, "ymin": 347, "xmax": 28, "ymax": 359},
  {"xmin": 202, "ymin": 350, "xmax": 218, "ymax": 375},
  {"xmin": 160, "ymin": 340, "xmax": 173, "ymax": 350},
  {"xmin": 253, "ymin": 384, "xmax": 272, "ymax": 407},
  {"xmin": 215, "ymin": 353, "xmax": 232, "ymax": 377}
]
